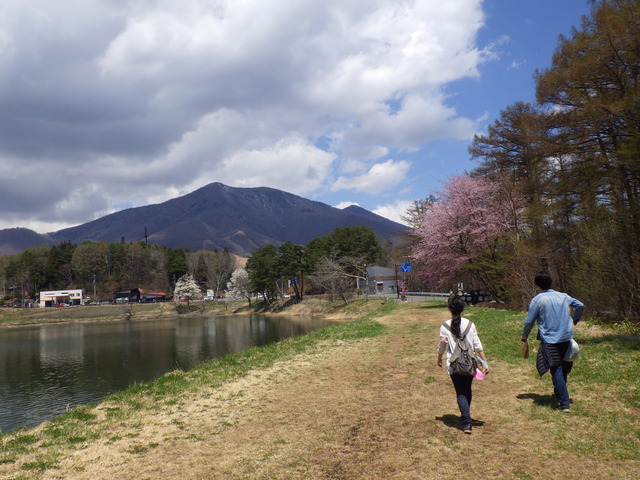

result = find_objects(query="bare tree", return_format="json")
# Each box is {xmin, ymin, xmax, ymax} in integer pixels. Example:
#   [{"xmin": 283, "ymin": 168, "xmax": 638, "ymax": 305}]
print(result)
[
  {"xmin": 340, "ymin": 255, "xmax": 369, "ymax": 299},
  {"xmin": 307, "ymin": 256, "xmax": 354, "ymax": 305},
  {"xmin": 204, "ymin": 249, "xmax": 235, "ymax": 300}
]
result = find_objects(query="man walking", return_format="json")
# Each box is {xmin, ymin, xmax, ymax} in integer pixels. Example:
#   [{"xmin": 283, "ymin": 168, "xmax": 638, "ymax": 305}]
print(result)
[{"xmin": 521, "ymin": 272, "xmax": 584, "ymax": 411}]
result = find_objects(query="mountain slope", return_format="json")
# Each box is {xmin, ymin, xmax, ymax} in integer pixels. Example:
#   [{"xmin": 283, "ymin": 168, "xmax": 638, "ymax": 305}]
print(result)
[
  {"xmin": 20, "ymin": 183, "xmax": 407, "ymax": 256},
  {"xmin": 0, "ymin": 228, "xmax": 53, "ymax": 256}
]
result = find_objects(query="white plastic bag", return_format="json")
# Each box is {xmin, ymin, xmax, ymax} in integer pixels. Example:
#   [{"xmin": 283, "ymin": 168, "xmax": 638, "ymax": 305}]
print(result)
[{"xmin": 563, "ymin": 339, "xmax": 580, "ymax": 362}]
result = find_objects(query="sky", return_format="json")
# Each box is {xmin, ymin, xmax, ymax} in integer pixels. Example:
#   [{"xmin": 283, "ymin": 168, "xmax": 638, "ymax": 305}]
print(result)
[{"xmin": 0, "ymin": 0, "xmax": 593, "ymax": 233}]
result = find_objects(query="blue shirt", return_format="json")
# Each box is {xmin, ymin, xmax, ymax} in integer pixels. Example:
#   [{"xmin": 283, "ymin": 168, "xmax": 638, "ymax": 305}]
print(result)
[{"xmin": 522, "ymin": 289, "xmax": 584, "ymax": 344}]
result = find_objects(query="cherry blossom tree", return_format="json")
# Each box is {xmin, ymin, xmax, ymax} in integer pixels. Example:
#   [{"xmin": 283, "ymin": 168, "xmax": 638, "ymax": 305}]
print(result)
[
  {"xmin": 173, "ymin": 273, "xmax": 201, "ymax": 301},
  {"xmin": 411, "ymin": 175, "xmax": 525, "ymax": 295},
  {"xmin": 226, "ymin": 268, "xmax": 252, "ymax": 306}
]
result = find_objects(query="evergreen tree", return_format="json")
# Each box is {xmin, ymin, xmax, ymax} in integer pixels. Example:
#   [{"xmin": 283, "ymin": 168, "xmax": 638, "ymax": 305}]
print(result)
[
  {"xmin": 166, "ymin": 248, "xmax": 189, "ymax": 288},
  {"xmin": 533, "ymin": 0, "xmax": 640, "ymax": 319},
  {"xmin": 246, "ymin": 245, "xmax": 279, "ymax": 302}
]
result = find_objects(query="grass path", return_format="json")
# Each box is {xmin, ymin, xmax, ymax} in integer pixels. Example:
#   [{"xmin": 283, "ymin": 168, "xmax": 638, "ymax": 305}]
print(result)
[{"xmin": 2, "ymin": 302, "xmax": 639, "ymax": 479}]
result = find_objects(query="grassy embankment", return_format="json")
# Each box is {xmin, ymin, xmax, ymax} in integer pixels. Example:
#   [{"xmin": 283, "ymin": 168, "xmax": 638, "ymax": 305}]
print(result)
[
  {"xmin": 0, "ymin": 297, "xmax": 391, "ymax": 473},
  {"xmin": 0, "ymin": 295, "xmax": 378, "ymax": 327},
  {"xmin": 465, "ymin": 307, "xmax": 639, "ymax": 458},
  {"xmin": 0, "ymin": 299, "xmax": 638, "ymax": 477},
  {"xmin": 0, "ymin": 301, "xmax": 237, "ymax": 327}
]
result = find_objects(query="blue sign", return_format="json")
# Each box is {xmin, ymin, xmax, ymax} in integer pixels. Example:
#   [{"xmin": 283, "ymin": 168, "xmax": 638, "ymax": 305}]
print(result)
[{"xmin": 401, "ymin": 263, "xmax": 412, "ymax": 273}]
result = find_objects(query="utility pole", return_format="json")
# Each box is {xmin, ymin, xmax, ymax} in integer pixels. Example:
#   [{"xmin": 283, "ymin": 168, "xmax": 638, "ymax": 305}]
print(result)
[
  {"xmin": 364, "ymin": 264, "xmax": 369, "ymax": 301},
  {"xmin": 394, "ymin": 264, "xmax": 399, "ymax": 299}
]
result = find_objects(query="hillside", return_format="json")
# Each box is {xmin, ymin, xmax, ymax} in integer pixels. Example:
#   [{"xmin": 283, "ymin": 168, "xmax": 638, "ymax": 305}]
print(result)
[
  {"xmin": 0, "ymin": 183, "xmax": 407, "ymax": 257},
  {"xmin": 0, "ymin": 228, "xmax": 53, "ymax": 256}
]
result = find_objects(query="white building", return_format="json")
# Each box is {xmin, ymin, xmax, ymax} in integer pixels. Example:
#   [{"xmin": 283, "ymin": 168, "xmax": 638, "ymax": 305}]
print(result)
[{"xmin": 39, "ymin": 289, "xmax": 85, "ymax": 307}]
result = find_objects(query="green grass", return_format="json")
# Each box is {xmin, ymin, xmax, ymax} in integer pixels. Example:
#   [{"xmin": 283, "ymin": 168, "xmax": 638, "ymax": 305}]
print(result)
[
  {"xmin": 463, "ymin": 304, "xmax": 640, "ymax": 459},
  {"xmin": 1, "ymin": 299, "xmax": 637, "ymax": 473},
  {"xmin": 0, "ymin": 302, "xmax": 391, "ymax": 475},
  {"xmin": 461, "ymin": 307, "xmax": 526, "ymax": 363},
  {"xmin": 465, "ymin": 306, "xmax": 640, "ymax": 406},
  {"xmin": 21, "ymin": 458, "xmax": 58, "ymax": 472}
]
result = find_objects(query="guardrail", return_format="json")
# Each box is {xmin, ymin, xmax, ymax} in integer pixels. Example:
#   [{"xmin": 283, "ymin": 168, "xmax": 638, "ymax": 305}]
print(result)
[
  {"xmin": 405, "ymin": 292, "xmax": 450, "ymax": 297},
  {"xmin": 383, "ymin": 291, "xmax": 492, "ymax": 304}
]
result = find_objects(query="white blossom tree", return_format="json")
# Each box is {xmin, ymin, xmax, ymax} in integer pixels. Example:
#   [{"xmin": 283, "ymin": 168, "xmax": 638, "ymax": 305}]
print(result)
[
  {"xmin": 173, "ymin": 274, "xmax": 201, "ymax": 302},
  {"xmin": 226, "ymin": 268, "xmax": 252, "ymax": 306}
]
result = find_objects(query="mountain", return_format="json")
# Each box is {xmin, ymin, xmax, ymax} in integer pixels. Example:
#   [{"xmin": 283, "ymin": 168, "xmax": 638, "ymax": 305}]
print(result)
[
  {"xmin": 0, "ymin": 228, "xmax": 54, "ymax": 257},
  {"xmin": 0, "ymin": 183, "xmax": 408, "ymax": 257}
]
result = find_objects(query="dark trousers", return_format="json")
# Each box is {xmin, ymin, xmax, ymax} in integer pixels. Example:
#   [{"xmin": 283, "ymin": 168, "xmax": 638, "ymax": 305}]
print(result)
[
  {"xmin": 450, "ymin": 373, "xmax": 474, "ymax": 426},
  {"xmin": 553, "ymin": 342, "xmax": 574, "ymax": 408}
]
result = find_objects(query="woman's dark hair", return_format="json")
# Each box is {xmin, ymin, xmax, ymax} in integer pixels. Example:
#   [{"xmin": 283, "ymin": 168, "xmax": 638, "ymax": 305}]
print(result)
[
  {"xmin": 448, "ymin": 296, "xmax": 465, "ymax": 338},
  {"xmin": 534, "ymin": 272, "xmax": 553, "ymax": 290}
]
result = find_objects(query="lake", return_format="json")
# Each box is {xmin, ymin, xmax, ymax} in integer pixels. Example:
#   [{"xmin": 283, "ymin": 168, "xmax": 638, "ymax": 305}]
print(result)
[{"xmin": 0, "ymin": 314, "xmax": 334, "ymax": 432}]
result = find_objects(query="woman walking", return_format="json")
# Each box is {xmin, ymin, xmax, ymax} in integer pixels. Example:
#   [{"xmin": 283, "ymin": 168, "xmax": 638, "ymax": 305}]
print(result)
[{"xmin": 437, "ymin": 296, "xmax": 488, "ymax": 434}]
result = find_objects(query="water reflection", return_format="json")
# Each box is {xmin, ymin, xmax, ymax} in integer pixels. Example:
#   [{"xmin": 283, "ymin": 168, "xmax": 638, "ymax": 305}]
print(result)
[{"xmin": 0, "ymin": 315, "xmax": 333, "ymax": 432}]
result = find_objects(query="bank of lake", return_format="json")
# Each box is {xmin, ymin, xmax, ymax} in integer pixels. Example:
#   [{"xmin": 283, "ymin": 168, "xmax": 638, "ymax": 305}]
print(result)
[{"xmin": 0, "ymin": 299, "xmax": 638, "ymax": 479}]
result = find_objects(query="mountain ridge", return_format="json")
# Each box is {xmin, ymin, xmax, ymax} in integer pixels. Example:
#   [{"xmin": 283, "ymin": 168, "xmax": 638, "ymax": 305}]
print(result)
[{"xmin": 0, "ymin": 183, "xmax": 407, "ymax": 257}]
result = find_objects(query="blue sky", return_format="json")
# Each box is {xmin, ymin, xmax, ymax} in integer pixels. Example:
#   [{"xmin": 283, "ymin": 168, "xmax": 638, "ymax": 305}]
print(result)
[
  {"xmin": 368, "ymin": 0, "xmax": 592, "ymax": 222},
  {"xmin": 0, "ymin": 0, "xmax": 592, "ymax": 233}
]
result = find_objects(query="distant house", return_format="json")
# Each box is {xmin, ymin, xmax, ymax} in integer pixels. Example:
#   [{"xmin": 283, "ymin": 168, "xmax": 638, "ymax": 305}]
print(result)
[
  {"xmin": 366, "ymin": 266, "xmax": 398, "ymax": 295},
  {"xmin": 114, "ymin": 288, "xmax": 166, "ymax": 303},
  {"xmin": 39, "ymin": 289, "xmax": 85, "ymax": 307}
]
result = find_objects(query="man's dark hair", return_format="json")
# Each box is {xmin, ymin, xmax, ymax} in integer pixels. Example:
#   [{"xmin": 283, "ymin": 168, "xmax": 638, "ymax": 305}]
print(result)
[{"xmin": 534, "ymin": 272, "xmax": 553, "ymax": 290}]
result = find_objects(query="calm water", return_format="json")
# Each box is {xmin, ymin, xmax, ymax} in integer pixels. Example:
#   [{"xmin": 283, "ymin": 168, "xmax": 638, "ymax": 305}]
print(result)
[{"xmin": 0, "ymin": 315, "xmax": 334, "ymax": 432}]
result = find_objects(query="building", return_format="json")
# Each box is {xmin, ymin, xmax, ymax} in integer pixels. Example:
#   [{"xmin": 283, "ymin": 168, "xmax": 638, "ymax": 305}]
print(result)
[
  {"xmin": 114, "ymin": 288, "xmax": 167, "ymax": 303},
  {"xmin": 366, "ymin": 266, "xmax": 398, "ymax": 295},
  {"xmin": 39, "ymin": 289, "xmax": 85, "ymax": 307}
]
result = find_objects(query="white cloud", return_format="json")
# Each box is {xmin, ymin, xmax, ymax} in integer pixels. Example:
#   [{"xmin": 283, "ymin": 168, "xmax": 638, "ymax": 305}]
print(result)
[
  {"xmin": 335, "ymin": 201, "xmax": 360, "ymax": 209},
  {"xmin": 373, "ymin": 200, "xmax": 414, "ymax": 226},
  {"xmin": 332, "ymin": 160, "xmax": 411, "ymax": 194},
  {"xmin": 206, "ymin": 137, "xmax": 336, "ymax": 195},
  {"xmin": 0, "ymin": 0, "xmax": 489, "ymax": 232},
  {"xmin": 342, "ymin": 93, "xmax": 476, "ymax": 159}
]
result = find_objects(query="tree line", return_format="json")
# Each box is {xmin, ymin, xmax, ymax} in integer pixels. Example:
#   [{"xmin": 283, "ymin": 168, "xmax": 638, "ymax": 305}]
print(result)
[
  {"xmin": 243, "ymin": 225, "xmax": 384, "ymax": 304},
  {"xmin": 0, "ymin": 240, "xmax": 235, "ymax": 305},
  {"xmin": 411, "ymin": 0, "xmax": 640, "ymax": 322},
  {"xmin": 0, "ymin": 225, "xmax": 388, "ymax": 306}
]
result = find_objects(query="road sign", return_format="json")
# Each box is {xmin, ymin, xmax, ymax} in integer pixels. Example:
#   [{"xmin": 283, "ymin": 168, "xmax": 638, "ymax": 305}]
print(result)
[{"xmin": 401, "ymin": 263, "xmax": 412, "ymax": 273}]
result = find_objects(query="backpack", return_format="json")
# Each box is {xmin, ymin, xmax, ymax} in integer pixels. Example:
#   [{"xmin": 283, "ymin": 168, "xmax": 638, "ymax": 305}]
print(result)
[{"xmin": 443, "ymin": 321, "xmax": 478, "ymax": 376}]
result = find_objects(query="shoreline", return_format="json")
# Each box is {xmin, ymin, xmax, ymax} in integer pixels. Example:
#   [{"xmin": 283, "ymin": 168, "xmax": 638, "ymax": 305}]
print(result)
[{"xmin": 0, "ymin": 297, "xmax": 381, "ymax": 329}]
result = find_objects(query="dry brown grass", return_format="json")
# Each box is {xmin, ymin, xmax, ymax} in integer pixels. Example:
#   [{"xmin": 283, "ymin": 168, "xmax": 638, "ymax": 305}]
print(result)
[{"xmin": 1, "ymin": 303, "xmax": 638, "ymax": 480}]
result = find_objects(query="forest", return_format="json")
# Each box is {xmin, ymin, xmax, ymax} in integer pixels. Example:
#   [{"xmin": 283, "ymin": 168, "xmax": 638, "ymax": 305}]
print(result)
[
  {"xmin": 0, "ymin": 226, "xmax": 385, "ymax": 307},
  {"xmin": 0, "ymin": 240, "xmax": 229, "ymax": 305},
  {"xmin": 412, "ymin": 0, "xmax": 640, "ymax": 322}
]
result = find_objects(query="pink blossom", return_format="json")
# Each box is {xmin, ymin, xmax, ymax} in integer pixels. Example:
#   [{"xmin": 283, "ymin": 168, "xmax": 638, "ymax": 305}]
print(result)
[{"xmin": 411, "ymin": 175, "xmax": 525, "ymax": 287}]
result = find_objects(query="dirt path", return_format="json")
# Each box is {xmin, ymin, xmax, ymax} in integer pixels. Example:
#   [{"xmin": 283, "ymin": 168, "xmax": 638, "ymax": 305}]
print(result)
[{"xmin": 36, "ymin": 307, "xmax": 637, "ymax": 480}]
